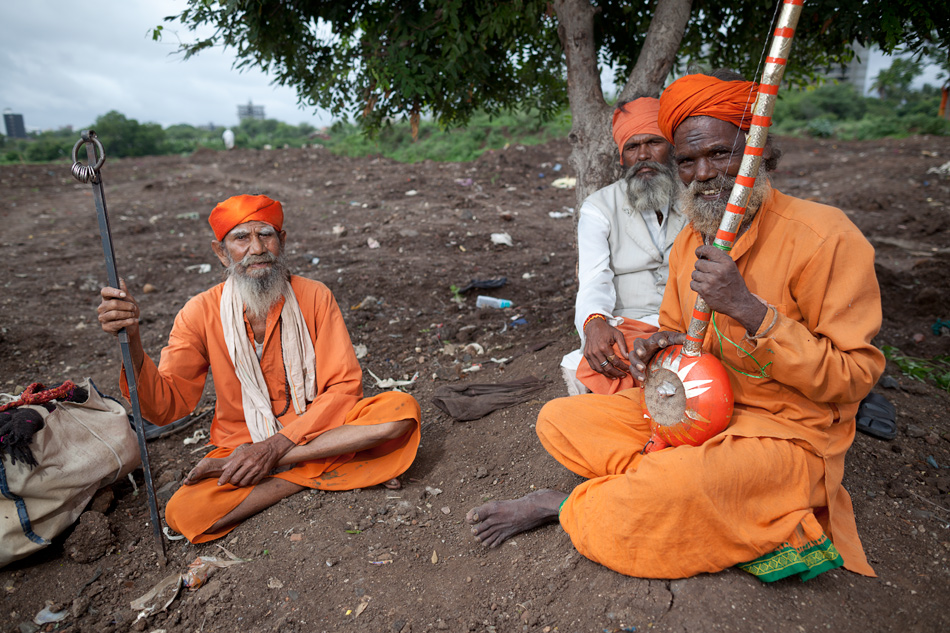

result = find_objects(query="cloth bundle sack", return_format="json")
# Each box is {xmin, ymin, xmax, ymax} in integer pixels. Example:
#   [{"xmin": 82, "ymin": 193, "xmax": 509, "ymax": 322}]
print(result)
[{"xmin": 0, "ymin": 378, "xmax": 140, "ymax": 568}]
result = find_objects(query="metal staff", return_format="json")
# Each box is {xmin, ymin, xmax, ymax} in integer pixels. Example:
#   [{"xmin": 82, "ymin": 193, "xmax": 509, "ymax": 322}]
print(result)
[
  {"xmin": 641, "ymin": 0, "xmax": 805, "ymax": 451},
  {"xmin": 71, "ymin": 130, "xmax": 166, "ymax": 565}
]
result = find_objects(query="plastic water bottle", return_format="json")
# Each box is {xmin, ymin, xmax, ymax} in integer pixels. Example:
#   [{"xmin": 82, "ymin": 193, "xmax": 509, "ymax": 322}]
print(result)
[{"xmin": 476, "ymin": 295, "xmax": 512, "ymax": 309}]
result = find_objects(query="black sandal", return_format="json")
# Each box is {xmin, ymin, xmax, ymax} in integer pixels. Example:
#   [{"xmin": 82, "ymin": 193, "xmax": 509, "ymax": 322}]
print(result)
[{"xmin": 856, "ymin": 392, "xmax": 897, "ymax": 441}]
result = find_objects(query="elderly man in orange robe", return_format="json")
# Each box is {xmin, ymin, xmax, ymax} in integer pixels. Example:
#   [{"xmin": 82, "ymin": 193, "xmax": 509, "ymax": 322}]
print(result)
[
  {"xmin": 467, "ymin": 71, "xmax": 884, "ymax": 582},
  {"xmin": 560, "ymin": 97, "xmax": 687, "ymax": 397},
  {"xmin": 98, "ymin": 194, "xmax": 421, "ymax": 543}
]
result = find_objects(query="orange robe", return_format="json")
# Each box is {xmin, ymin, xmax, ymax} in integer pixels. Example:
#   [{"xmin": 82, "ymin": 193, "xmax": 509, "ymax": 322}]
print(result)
[
  {"xmin": 574, "ymin": 320, "xmax": 658, "ymax": 395},
  {"xmin": 122, "ymin": 276, "xmax": 421, "ymax": 542},
  {"xmin": 546, "ymin": 187, "xmax": 884, "ymax": 580}
]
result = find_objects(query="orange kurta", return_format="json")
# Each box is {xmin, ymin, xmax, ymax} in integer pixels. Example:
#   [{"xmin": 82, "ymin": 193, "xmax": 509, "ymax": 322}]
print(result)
[
  {"xmin": 550, "ymin": 186, "xmax": 884, "ymax": 579},
  {"xmin": 122, "ymin": 276, "xmax": 421, "ymax": 542}
]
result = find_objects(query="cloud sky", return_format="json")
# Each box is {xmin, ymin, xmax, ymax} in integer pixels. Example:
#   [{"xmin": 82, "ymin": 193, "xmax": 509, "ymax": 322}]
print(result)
[{"xmin": 1, "ymin": 1, "xmax": 335, "ymax": 132}]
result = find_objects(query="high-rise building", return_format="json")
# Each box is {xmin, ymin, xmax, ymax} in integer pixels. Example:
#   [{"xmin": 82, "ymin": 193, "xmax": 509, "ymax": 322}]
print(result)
[
  {"xmin": 237, "ymin": 100, "xmax": 265, "ymax": 121},
  {"xmin": 3, "ymin": 109, "xmax": 27, "ymax": 138}
]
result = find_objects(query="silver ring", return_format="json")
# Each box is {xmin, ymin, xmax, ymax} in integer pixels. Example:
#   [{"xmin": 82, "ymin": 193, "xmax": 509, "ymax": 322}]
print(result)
[{"xmin": 599, "ymin": 360, "xmax": 610, "ymax": 368}]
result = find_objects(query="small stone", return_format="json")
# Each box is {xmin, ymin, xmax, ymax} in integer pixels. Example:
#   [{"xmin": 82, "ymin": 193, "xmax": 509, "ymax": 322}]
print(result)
[
  {"xmin": 441, "ymin": 506, "xmax": 451, "ymax": 515},
  {"xmin": 906, "ymin": 424, "xmax": 927, "ymax": 438},
  {"xmin": 89, "ymin": 487, "xmax": 114, "ymax": 514},
  {"xmin": 267, "ymin": 577, "xmax": 284, "ymax": 589},
  {"xmin": 431, "ymin": 550, "xmax": 439, "ymax": 564},
  {"xmin": 290, "ymin": 533, "xmax": 303, "ymax": 542},
  {"xmin": 474, "ymin": 466, "xmax": 488, "ymax": 479},
  {"xmin": 912, "ymin": 332, "xmax": 926, "ymax": 343},
  {"xmin": 879, "ymin": 375, "xmax": 900, "ymax": 390},
  {"xmin": 142, "ymin": 283, "xmax": 157, "ymax": 294}
]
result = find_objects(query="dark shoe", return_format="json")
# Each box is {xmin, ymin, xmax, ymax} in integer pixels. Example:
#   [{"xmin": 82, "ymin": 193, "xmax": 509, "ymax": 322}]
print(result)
[{"xmin": 856, "ymin": 392, "xmax": 897, "ymax": 440}]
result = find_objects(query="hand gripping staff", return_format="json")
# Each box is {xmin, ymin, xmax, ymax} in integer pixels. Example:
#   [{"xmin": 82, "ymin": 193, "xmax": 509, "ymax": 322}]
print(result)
[
  {"xmin": 71, "ymin": 131, "xmax": 166, "ymax": 565},
  {"xmin": 640, "ymin": 0, "xmax": 805, "ymax": 453}
]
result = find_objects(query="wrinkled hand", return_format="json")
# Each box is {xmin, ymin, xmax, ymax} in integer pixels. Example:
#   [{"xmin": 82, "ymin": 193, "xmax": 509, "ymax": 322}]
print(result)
[
  {"xmin": 214, "ymin": 434, "xmax": 295, "ymax": 487},
  {"xmin": 630, "ymin": 331, "xmax": 687, "ymax": 383},
  {"xmin": 691, "ymin": 245, "xmax": 767, "ymax": 334},
  {"xmin": 97, "ymin": 279, "xmax": 140, "ymax": 338},
  {"xmin": 583, "ymin": 318, "xmax": 630, "ymax": 380}
]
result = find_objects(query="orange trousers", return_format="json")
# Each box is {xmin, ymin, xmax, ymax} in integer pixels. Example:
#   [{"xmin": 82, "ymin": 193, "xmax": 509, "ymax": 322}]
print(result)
[
  {"xmin": 538, "ymin": 389, "xmax": 860, "ymax": 579},
  {"xmin": 166, "ymin": 392, "xmax": 421, "ymax": 543}
]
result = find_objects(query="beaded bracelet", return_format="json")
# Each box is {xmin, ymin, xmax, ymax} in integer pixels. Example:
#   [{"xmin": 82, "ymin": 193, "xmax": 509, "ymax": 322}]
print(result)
[{"xmin": 583, "ymin": 313, "xmax": 607, "ymax": 332}]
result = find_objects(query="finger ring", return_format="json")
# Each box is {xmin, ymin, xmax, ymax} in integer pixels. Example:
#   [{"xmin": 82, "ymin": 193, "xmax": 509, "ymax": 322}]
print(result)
[{"xmin": 600, "ymin": 360, "xmax": 610, "ymax": 368}]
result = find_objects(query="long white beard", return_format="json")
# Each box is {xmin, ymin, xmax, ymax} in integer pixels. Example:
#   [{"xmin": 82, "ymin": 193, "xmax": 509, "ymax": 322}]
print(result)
[
  {"xmin": 678, "ymin": 173, "xmax": 770, "ymax": 239},
  {"xmin": 624, "ymin": 161, "xmax": 678, "ymax": 216},
  {"xmin": 227, "ymin": 251, "xmax": 290, "ymax": 319}
]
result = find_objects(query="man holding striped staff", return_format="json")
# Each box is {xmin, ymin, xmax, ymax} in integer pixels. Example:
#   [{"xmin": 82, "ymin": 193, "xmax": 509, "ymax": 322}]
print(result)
[{"xmin": 468, "ymin": 71, "xmax": 883, "ymax": 581}]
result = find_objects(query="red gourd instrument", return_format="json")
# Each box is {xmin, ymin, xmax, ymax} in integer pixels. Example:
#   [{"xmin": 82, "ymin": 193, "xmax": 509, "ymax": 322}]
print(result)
[{"xmin": 640, "ymin": 0, "xmax": 805, "ymax": 452}]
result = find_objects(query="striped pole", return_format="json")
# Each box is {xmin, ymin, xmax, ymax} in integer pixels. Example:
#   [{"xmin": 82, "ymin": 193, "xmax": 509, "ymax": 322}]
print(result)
[{"xmin": 682, "ymin": 0, "xmax": 804, "ymax": 357}]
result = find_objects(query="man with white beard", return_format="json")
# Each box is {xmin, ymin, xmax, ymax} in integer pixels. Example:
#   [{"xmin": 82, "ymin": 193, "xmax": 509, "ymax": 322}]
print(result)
[
  {"xmin": 560, "ymin": 97, "xmax": 687, "ymax": 396},
  {"xmin": 97, "ymin": 194, "xmax": 421, "ymax": 543}
]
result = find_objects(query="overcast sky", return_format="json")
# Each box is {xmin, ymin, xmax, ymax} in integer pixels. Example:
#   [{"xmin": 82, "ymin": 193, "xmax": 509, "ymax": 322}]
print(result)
[
  {"xmin": 1, "ymin": 1, "xmax": 335, "ymax": 132},
  {"xmin": 3, "ymin": 3, "xmax": 944, "ymax": 134}
]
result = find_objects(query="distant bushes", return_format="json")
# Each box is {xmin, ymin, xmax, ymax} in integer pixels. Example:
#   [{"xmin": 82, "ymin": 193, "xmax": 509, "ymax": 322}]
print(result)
[{"xmin": 773, "ymin": 83, "xmax": 949, "ymax": 140}]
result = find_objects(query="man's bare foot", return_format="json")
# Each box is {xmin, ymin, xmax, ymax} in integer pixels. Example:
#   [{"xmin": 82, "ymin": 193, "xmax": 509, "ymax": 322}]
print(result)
[
  {"xmin": 382, "ymin": 478, "xmax": 402, "ymax": 490},
  {"xmin": 183, "ymin": 456, "xmax": 228, "ymax": 485},
  {"xmin": 466, "ymin": 489, "xmax": 568, "ymax": 548}
]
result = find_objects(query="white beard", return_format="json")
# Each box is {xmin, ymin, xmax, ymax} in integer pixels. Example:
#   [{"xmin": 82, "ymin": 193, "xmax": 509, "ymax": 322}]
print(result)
[
  {"xmin": 678, "ymin": 173, "xmax": 770, "ymax": 239},
  {"xmin": 226, "ymin": 251, "xmax": 290, "ymax": 319},
  {"xmin": 623, "ymin": 160, "xmax": 678, "ymax": 216}
]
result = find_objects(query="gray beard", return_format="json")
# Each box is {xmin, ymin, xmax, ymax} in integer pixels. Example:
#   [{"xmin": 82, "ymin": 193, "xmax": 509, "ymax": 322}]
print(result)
[
  {"xmin": 678, "ymin": 173, "xmax": 770, "ymax": 239},
  {"xmin": 623, "ymin": 161, "xmax": 677, "ymax": 216},
  {"xmin": 226, "ymin": 251, "xmax": 291, "ymax": 320}
]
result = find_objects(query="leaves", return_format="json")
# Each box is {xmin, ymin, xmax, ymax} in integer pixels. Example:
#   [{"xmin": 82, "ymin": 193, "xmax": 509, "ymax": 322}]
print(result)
[{"xmin": 882, "ymin": 345, "xmax": 950, "ymax": 392}]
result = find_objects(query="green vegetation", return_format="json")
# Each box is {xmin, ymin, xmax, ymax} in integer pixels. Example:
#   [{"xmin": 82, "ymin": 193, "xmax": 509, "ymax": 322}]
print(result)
[{"xmin": 882, "ymin": 345, "xmax": 950, "ymax": 393}]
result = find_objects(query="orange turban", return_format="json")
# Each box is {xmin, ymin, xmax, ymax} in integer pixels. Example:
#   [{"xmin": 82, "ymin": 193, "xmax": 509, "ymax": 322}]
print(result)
[
  {"xmin": 208, "ymin": 194, "xmax": 283, "ymax": 241},
  {"xmin": 612, "ymin": 97, "xmax": 663, "ymax": 159},
  {"xmin": 657, "ymin": 75, "xmax": 758, "ymax": 143}
]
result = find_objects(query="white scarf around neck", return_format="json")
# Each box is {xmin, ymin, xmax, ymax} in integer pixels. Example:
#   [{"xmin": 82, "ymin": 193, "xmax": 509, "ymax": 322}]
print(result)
[{"xmin": 220, "ymin": 277, "xmax": 317, "ymax": 443}]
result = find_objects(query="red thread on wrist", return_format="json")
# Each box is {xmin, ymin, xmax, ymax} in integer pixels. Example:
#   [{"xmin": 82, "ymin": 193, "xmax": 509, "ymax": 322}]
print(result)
[{"xmin": 583, "ymin": 313, "xmax": 607, "ymax": 331}]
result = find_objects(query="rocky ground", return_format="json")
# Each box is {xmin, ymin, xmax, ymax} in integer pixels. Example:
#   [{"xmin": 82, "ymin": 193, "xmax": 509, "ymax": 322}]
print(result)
[{"xmin": 1, "ymin": 134, "xmax": 949, "ymax": 633}]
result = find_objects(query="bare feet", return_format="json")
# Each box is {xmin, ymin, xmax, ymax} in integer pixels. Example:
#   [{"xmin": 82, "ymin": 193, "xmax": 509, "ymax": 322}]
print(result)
[
  {"xmin": 466, "ymin": 489, "xmax": 568, "ymax": 548},
  {"xmin": 382, "ymin": 478, "xmax": 402, "ymax": 490}
]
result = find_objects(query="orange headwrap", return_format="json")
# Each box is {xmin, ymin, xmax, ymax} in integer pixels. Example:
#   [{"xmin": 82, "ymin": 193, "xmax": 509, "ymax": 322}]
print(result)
[
  {"xmin": 208, "ymin": 194, "xmax": 284, "ymax": 241},
  {"xmin": 657, "ymin": 75, "xmax": 758, "ymax": 143},
  {"xmin": 611, "ymin": 97, "xmax": 663, "ymax": 160}
]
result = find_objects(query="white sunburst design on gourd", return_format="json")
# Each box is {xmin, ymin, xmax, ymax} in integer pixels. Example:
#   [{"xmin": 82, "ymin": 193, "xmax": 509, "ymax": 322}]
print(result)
[{"xmin": 673, "ymin": 360, "xmax": 714, "ymax": 400}]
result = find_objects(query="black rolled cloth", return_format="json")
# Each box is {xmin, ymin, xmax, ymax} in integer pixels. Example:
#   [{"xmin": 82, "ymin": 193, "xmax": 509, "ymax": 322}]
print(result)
[{"xmin": 431, "ymin": 376, "xmax": 547, "ymax": 421}]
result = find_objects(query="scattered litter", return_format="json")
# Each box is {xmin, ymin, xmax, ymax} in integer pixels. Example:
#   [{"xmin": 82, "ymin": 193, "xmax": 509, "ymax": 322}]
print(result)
[
  {"xmin": 926, "ymin": 161, "xmax": 950, "ymax": 178},
  {"xmin": 458, "ymin": 277, "xmax": 507, "ymax": 293},
  {"xmin": 354, "ymin": 343, "xmax": 368, "ymax": 359},
  {"xmin": 163, "ymin": 526, "xmax": 186, "ymax": 541},
  {"xmin": 489, "ymin": 357, "xmax": 512, "ymax": 364},
  {"xmin": 351, "ymin": 295, "xmax": 380, "ymax": 310},
  {"xmin": 354, "ymin": 599, "xmax": 370, "ymax": 617},
  {"xmin": 184, "ymin": 264, "xmax": 212, "ymax": 274},
  {"xmin": 927, "ymin": 456, "xmax": 940, "ymax": 469},
  {"xmin": 454, "ymin": 178, "xmax": 473, "ymax": 186},
  {"xmin": 462, "ymin": 342, "xmax": 485, "ymax": 356},
  {"xmin": 33, "ymin": 603, "xmax": 69, "ymax": 625},
  {"xmin": 405, "ymin": 190, "xmax": 419, "ymax": 196},
  {"xmin": 267, "ymin": 577, "xmax": 284, "ymax": 590},
  {"xmin": 553, "ymin": 163, "xmax": 562, "ymax": 172},
  {"xmin": 366, "ymin": 369, "xmax": 418, "ymax": 390},
  {"xmin": 370, "ymin": 559, "xmax": 393, "ymax": 565},
  {"xmin": 490, "ymin": 233, "xmax": 513, "ymax": 247},
  {"xmin": 349, "ymin": 201, "xmax": 361, "ymax": 206},
  {"xmin": 175, "ymin": 212, "xmax": 199, "ymax": 220},
  {"xmin": 310, "ymin": 257, "xmax": 320, "ymax": 265},
  {"xmin": 548, "ymin": 211, "xmax": 571, "ymax": 219},
  {"xmin": 932, "ymin": 319, "xmax": 950, "ymax": 336},
  {"xmin": 522, "ymin": 272, "xmax": 536, "ymax": 279},
  {"xmin": 183, "ymin": 428, "xmax": 208, "ymax": 446},
  {"xmin": 367, "ymin": 238, "xmax": 380, "ymax": 249},
  {"xmin": 551, "ymin": 177, "xmax": 577, "ymax": 189},
  {"xmin": 476, "ymin": 296, "xmax": 512, "ymax": 309},
  {"xmin": 425, "ymin": 486, "xmax": 443, "ymax": 496},
  {"xmin": 332, "ymin": 224, "xmax": 347, "ymax": 237},
  {"xmin": 511, "ymin": 318, "xmax": 528, "ymax": 328},
  {"xmin": 131, "ymin": 545, "xmax": 247, "ymax": 617},
  {"xmin": 462, "ymin": 364, "xmax": 482, "ymax": 373}
]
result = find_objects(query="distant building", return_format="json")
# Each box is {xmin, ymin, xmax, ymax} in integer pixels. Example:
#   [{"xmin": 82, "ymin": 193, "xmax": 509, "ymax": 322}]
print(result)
[
  {"xmin": 822, "ymin": 43, "xmax": 871, "ymax": 94},
  {"xmin": 237, "ymin": 100, "xmax": 265, "ymax": 121},
  {"xmin": 3, "ymin": 109, "xmax": 27, "ymax": 138}
]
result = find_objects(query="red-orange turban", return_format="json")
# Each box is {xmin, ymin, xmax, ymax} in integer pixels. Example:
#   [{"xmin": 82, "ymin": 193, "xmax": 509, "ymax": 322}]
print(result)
[
  {"xmin": 657, "ymin": 75, "xmax": 758, "ymax": 143},
  {"xmin": 612, "ymin": 97, "xmax": 663, "ymax": 159},
  {"xmin": 209, "ymin": 194, "xmax": 284, "ymax": 241}
]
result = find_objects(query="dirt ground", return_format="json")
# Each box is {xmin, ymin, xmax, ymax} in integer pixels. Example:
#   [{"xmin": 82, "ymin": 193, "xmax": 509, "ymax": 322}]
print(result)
[{"xmin": 1, "ymin": 133, "xmax": 949, "ymax": 633}]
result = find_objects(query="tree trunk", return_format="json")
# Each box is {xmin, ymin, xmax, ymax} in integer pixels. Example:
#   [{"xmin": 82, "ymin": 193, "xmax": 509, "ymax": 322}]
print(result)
[{"xmin": 554, "ymin": 0, "xmax": 693, "ymax": 211}]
